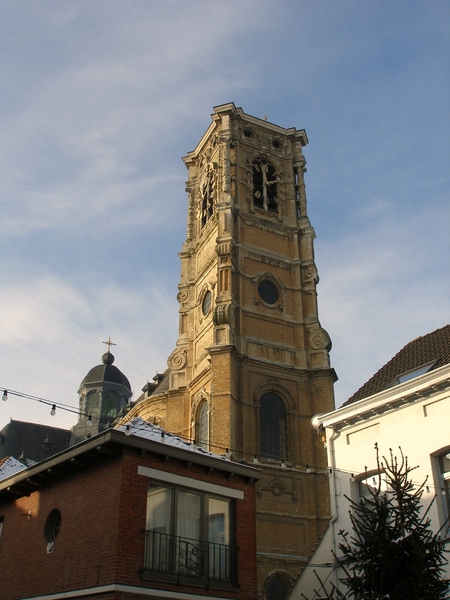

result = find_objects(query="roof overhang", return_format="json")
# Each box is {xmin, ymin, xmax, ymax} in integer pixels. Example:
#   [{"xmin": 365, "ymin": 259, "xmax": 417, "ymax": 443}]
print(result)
[
  {"xmin": 0, "ymin": 428, "xmax": 260, "ymax": 502},
  {"xmin": 312, "ymin": 363, "xmax": 450, "ymax": 432}
]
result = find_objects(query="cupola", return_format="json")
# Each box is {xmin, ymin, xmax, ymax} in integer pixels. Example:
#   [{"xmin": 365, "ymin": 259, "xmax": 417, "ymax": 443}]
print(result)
[{"xmin": 69, "ymin": 342, "xmax": 132, "ymax": 445}]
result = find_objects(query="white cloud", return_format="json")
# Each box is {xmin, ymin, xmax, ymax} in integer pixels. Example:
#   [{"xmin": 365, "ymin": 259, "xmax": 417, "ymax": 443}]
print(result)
[
  {"xmin": 0, "ymin": 266, "xmax": 178, "ymax": 430},
  {"xmin": 318, "ymin": 204, "xmax": 450, "ymax": 406},
  {"xmin": 0, "ymin": 0, "xmax": 448, "ymax": 432}
]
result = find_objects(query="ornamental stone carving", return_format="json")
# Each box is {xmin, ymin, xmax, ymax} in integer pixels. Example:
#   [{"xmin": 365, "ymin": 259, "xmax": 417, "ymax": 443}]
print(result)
[
  {"xmin": 213, "ymin": 303, "xmax": 234, "ymax": 327},
  {"xmin": 168, "ymin": 349, "xmax": 187, "ymax": 371},
  {"xmin": 309, "ymin": 326, "xmax": 332, "ymax": 351}
]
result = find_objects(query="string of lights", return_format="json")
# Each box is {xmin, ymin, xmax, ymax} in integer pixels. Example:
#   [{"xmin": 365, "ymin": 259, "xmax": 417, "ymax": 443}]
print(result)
[{"xmin": 1, "ymin": 386, "xmax": 448, "ymax": 495}]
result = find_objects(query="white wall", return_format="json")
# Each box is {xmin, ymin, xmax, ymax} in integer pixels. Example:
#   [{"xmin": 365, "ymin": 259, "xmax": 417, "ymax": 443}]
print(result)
[{"xmin": 290, "ymin": 364, "xmax": 450, "ymax": 599}]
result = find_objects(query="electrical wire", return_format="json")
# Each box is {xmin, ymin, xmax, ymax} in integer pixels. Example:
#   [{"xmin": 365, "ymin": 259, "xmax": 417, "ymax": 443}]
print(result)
[{"xmin": 1, "ymin": 386, "xmax": 449, "ymax": 493}]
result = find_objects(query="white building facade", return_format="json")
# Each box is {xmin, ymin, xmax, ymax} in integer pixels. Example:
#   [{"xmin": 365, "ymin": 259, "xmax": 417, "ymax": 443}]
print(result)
[{"xmin": 290, "ymin": 361, "xmax": 450, "ymax": 598}]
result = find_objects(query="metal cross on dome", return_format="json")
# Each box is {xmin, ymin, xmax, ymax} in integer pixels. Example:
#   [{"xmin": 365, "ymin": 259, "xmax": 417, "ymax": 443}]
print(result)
[{"xmin": 102, "ymin": 337, "xmax": 116, "ymax": 352}]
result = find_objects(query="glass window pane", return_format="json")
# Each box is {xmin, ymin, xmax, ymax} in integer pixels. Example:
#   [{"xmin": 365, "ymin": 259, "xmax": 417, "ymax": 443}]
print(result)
[
  {"xmin": 197, "ymin": 401, "xmax": 209, "ymax": 450},
  {"xmin": 260, "ymin": 393, "xmax": 287, "ymax": 460},
  {"xmin": 146, "ymin": 484, "xmax": 173, "ymax": 574},
  {"xmin": 177, "ymin": 490, "xmax": 201, "ymax": 541},
  {"xmin": 147, "ymin": 484, "xmax": 172, "ymax": 534},
  {"xmin": 258, "ymin": 280, "xmax": 279, "ymax": 305},
  {"xmin": 267, "ymin": 576, "xmax": 289, "ymax": 600},
  {"xmin": 439, "ymin": 452, "xmax": 450, "ymax": 517},
  {"xmin": 208, "ymin": 497, "xmax": 231, "ymax": 581},
  {"xmin": 208, "ymin": 497, "xmax": 229, "ymax": 545},
  {"xmin": 103, "ymin": 390, "xmax": 119, "ymax": 418},
  {"xmin": 86, "ymin": 391, "xmax": 100, "ymax": 417}
]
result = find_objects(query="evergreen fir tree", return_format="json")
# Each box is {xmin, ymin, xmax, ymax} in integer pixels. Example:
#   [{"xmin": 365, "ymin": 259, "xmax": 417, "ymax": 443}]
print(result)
[{"xmin": 301, "ymin": 445, "xmax": 449, "ymax": 600}]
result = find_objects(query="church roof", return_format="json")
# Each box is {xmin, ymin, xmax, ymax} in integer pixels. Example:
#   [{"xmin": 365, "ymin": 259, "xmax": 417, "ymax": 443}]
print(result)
[
  {"xmin": 0, "ymin": 420, "xmax": 69, "ymax": 463},
  {"xmin": 345, "ymin": 325, "xmax": 450, "ymax": 405},
  {"xmin": 79, "ymin": 352, "xmax": 131, "ymax": 391}
]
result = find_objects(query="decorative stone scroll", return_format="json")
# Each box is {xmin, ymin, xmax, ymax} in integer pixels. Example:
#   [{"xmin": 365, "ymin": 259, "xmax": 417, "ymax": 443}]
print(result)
[
  {"xmin": 168, "ymin": 349, "xmax": 187, "ymax": 371},
  {"xmin": 309, "ymin": 326, "xmax": 332, "ymax": 351}
]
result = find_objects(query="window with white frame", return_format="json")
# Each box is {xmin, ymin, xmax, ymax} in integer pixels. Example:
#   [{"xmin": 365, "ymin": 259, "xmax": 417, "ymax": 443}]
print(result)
[
  {"xmin": 438, "ymin": 451, "xmax": 450, "ymax": 520},
  {"xmin": 144, "ymin": 480, "xmax": 236, "ymax": 585}
]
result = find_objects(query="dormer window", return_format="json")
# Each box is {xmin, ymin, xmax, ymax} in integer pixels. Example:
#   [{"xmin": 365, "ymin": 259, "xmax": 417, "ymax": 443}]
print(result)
[
  {"xmin": 252, "ymin": 159, "xmax": 278, "ymax": 213},
  {"xmin": 386, "ymin": 361, "xmax": 436, "ymax": 389}
]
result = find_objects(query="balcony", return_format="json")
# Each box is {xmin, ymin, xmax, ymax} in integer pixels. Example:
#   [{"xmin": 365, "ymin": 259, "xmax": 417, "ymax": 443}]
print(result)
[{"xmin": 142, "ymin": 530, "xmax": 238, "ymax": 588}]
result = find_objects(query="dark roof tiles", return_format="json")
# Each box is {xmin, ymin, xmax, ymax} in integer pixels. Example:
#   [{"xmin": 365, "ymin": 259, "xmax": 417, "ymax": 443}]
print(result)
[{"xmin": 345, "ymin": 325, "xmax": 450, "ymax": 405}]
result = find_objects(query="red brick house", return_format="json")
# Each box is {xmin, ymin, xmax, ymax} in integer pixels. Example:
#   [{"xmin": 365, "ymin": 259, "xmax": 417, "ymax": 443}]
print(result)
[{"xmin": 0, "ymin": 417, "xmax": 259, "ymax": 600}]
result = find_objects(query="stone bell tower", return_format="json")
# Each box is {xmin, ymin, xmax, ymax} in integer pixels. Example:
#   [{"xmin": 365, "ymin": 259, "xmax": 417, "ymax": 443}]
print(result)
[{"xmin": 130, "ymin": 103, "xmax": 336, "ymax": 597}]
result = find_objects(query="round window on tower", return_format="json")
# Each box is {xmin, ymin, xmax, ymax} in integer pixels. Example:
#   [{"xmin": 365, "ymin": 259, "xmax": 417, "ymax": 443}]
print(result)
[
  {"xmin": 202, "ymin": 290, "xmax": 212, "ymax": 316},
  {"xmin": 258, "ymin": 279, "xmax": 279, "ymax": 306}
]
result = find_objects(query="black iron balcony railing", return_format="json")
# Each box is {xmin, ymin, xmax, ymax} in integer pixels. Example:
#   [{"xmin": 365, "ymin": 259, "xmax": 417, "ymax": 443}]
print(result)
[{"xmin": 143, "ymin": 530, "xmax": 238, "ymax": 586}]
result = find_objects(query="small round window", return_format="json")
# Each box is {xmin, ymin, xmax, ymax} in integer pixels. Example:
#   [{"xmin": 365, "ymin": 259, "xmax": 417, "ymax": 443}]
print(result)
[
  {"xmin": 44, "ymin": 509, "xmax": 61, "ymax": 543},
  {"xmin": 202, "ymin": 290, "xmax": 212, "ymax": 316},
  {"xmin": 258, "ymin": 280, "xmax": 279, "ymax": 305}
]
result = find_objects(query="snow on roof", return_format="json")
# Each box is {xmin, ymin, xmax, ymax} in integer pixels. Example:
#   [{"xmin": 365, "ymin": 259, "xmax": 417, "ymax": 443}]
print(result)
[
  {"xmin": 117, "ymin": 417, "xmax": 229, "ymax": 462},
  {"xmin": 0, "ymin": 456, "xmax": 27, "ymax": 481}
]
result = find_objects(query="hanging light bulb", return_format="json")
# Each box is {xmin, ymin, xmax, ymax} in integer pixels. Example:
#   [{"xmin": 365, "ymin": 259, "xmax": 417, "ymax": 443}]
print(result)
[
  {"xmin": 161, "ymin": 431, "xmax": 165, "ymax": 441},
  {"xmin": 125, "ymin": 425, "xmax": 131, "ymax": 437},
  {"xmin": 253, "ymin": 454, "xmax": 259, "ymax": 464},
  {"xmin": 225, "ymin": 448, "xmax": 231, "ymax": 459},
  {"xmin": 86, "ymin": 415, "xmax": 93, "ymax": 427},
  {"xmin": 442, "ymin": 488, "xmax": 446, "ymax": 496},
  {"xmin": 426, "ymin": 486, "xmax": 430, "ymax": 493},
  {"xmin": 306, "ymin": 465, "xmax": 312, "ymax": 473},
  {"xmin": 350, "ymin": 474, "xmax": 356, "ymax": 482},
  {"xmin": 281, "ymin": 459, "xmax": 286, "ymax": 469},
  {"xmin": 2, "ymin": 390, "xmax": 7, "ymax": 401},
  {"xmin": 50, "ymin": 404, "xmax": 56, "ymax": 416}
]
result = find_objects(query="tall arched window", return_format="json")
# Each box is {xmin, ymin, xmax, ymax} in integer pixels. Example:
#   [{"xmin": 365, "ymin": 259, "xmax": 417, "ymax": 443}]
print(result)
[
  {"xmin": 260, "ymin": 392, "xmax": 287, "ymax": 460},
  {"xmin": 102, "ymin": 390, "xmax": 120, "ymax": 418},
  {"xmin": 85, "ymin": 391, "xmax": 100, "ymax": 418},
  {"xmin": 252, "ymin": 158, "xmax": 278, "ymax": 212},
  {"xmin": 196, "ymin": 401, "xmax": 209, "ymax": 450}
]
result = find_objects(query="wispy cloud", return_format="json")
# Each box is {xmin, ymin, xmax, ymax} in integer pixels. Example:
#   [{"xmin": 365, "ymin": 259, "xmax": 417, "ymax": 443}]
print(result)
[{"xmin": 0, "ymin": 0, "xmax": 448, "ymax": 430}]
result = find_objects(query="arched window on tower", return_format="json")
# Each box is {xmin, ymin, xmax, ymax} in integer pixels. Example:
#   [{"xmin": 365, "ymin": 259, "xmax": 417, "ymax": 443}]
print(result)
[
  {"xmin": 252, "ymin": 158, "xmax": 278, "ymax": 213},
  {"xmin": 102, "ymin": 390, "xmax": 120, "ymax": 418},
  {"xmin": 85, "ymin": 391, "xmax": 101, "ymax": 418},
  {"xmin": 196, "ymin": 400, "xmax": 209, "ymax": 450},
  {"xmin": 201, "ymin": 170, "xmax": 214, "ymax": 227},
  {"xmin": 260, "ymin": 392, "xmax": 287, "ymax": 461}
]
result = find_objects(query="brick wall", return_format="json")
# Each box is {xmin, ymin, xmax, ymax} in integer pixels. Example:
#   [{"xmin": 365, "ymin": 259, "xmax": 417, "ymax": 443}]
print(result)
[{"xmin": 0, "ymin": 444, "xmax": 257, "ymax": 600}]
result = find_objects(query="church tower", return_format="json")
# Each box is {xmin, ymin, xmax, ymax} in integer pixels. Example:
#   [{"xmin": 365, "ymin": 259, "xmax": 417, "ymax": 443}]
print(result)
[
  {"xmin": 130, "ymin": 104, "xmax": 336, "ymax": 596},
  {"xmin": 70, "ymin": 346, "xmax": 132, "ymax": 445}
]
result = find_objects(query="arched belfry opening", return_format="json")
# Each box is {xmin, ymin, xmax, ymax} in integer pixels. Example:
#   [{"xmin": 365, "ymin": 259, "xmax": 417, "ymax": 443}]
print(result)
[{"xmin": 252, "ymin": 157, "xmax": 279, "ymax": 212}]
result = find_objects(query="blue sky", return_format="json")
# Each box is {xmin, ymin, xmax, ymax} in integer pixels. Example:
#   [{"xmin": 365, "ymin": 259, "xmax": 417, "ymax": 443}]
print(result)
[{"xmin": 1, "ymin": 0, "xmax": 449, "ymax": 431}]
